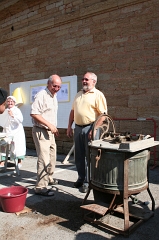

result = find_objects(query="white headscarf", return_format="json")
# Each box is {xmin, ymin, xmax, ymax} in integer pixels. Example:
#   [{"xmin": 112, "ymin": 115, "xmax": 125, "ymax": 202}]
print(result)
[{"xmin": 7, "ymin": 96, "xmax": 16, "ymax": 104}]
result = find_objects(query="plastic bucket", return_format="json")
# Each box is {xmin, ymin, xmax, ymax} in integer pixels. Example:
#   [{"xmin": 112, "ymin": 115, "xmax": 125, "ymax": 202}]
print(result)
[{"xmin": 0, "ymin": 186, "xmax": 28, "ymax": 213}]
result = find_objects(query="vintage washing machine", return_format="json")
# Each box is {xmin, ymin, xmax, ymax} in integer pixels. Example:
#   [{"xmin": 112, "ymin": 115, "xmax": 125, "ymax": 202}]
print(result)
[{"xmin": 81, "ymin": 114, "xmax": 159, "ymax": 236}]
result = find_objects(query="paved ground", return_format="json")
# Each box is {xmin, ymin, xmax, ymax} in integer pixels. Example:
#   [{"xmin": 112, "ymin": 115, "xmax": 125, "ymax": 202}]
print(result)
[{"xmin": 0, "ymin": 149, "xmax": 159, "ymax": 240}]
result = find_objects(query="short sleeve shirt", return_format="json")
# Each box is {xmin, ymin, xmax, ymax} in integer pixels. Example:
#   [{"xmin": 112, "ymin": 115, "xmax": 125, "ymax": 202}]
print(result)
[
  {"xmin": 31, "ymin": 88, "xmax": 58, "ymax": 128},
  {"xmin": 72, "ymin": 88, "xmax": 107, "ymax": 125}
]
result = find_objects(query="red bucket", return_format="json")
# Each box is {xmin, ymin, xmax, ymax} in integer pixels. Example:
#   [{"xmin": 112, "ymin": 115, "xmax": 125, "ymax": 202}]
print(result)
[{"xmin": 0, "ymin": 186, "xmax": 28, "ymax": 213}]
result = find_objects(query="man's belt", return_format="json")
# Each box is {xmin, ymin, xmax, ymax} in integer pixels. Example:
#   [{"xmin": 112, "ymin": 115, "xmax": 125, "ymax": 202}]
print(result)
[
  {"xmin": 34, "ymin": 126, "xmax": 51, "ymax": 131},
  {"xmin": 75, "ymin": 123, "xmax": 94, "ymax": 128}
]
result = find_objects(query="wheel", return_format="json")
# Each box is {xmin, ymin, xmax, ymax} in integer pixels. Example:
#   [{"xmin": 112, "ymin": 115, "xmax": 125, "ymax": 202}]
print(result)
[{"xmin": 92, "ymin": 113, "xmax": 116, "ymax": 140}]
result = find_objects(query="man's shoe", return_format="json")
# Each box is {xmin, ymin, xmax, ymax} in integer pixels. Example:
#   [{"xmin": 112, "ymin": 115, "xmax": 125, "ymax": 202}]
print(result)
[
  {"xmin": 49, "ymin": 178, "xmax": 59, "ymax": 185},
  {"xmin": 35, "ymin": 189, "xmax": 54, "ymax": 196},
  {"xmin": 82, "ymin": 183, "xmax": 89, "ymax": 193},
  {"xmin": 73, "ymin": 181, "xmax": 83, "ymax": 188}
]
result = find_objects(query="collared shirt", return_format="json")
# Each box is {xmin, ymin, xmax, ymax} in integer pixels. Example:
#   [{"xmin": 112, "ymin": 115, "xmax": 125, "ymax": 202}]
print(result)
[
  {"xmin": 72, "ymin": 87, "xmax": 107, "ymax": 125},
  {"xmin": 31, "ymin": 88, "xmax": 58, "ymax": 128}
]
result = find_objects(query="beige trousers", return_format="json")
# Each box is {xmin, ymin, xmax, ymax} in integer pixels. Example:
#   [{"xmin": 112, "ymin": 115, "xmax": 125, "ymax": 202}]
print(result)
[{"xmin": 32, "ymin": 126, "xmax": 56, "ymax": 192}]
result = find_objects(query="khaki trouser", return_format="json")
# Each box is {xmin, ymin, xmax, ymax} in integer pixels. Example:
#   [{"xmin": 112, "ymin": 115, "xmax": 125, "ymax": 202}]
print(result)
[{"xmin": 32, "ymin": 126, "xmax": 56, "ymax": 192}]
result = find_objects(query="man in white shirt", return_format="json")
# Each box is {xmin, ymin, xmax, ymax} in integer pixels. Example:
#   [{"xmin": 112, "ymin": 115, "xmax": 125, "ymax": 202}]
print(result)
[{"xmin": 31, "ymin": 74, "xmax": 62, "ymax": 196}]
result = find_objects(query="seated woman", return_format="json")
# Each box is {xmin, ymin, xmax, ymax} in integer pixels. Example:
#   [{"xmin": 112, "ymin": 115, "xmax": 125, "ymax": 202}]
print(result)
[{"xmin": 0, "ymin": 96, "xmax": 26, "ymax": 168}]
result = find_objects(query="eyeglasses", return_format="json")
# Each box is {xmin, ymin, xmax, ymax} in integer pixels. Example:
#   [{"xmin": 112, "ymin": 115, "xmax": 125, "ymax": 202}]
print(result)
[
  {"xmin": 53, "ymin": 85, "xmax": 61, "ymax": 89},
  {"xmin": 50, "ymin": 83, "xmax": 61, "ymax": 89}
]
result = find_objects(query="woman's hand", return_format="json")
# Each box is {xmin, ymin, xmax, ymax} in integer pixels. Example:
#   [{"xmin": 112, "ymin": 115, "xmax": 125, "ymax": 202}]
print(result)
[{"xmin": 8, "ymin": 109, "xmax": 14, "ymax": 117}]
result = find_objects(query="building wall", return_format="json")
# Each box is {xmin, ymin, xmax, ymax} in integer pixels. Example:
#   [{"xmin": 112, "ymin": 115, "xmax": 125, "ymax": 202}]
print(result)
[{"xmin": 0, "ymin": 0, "xmax": 159, "ymax": 163}]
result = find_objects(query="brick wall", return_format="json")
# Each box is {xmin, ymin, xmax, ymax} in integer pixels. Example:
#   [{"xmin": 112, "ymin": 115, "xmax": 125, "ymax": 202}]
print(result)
[{"xmin": 0, "ymin": 0, "xmax": 159, "ymax": 164}]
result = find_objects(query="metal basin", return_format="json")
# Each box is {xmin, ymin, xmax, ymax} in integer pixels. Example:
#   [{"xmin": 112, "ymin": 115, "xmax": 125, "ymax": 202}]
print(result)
[{"xmin": 90, "ymin": 148, "xmax": 149, "ymax": 191}]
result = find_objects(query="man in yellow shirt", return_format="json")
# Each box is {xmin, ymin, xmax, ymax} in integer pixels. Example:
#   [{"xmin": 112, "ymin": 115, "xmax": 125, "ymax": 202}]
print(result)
[{"xmin": 67, "ymin": 72, "xmax": 107, "ymax": 193}]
